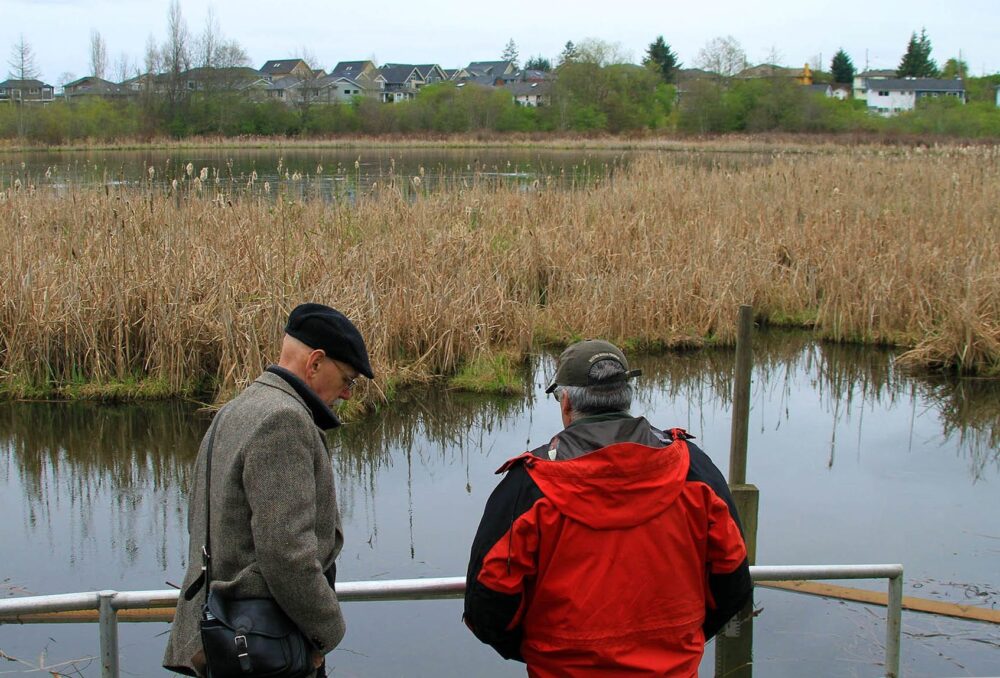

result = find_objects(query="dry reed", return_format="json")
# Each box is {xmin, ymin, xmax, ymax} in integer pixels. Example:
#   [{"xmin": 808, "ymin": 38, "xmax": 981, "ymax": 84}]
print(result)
[{"xmin": 1, "ymin": 143, "xmax": 997, "ymax": 406}]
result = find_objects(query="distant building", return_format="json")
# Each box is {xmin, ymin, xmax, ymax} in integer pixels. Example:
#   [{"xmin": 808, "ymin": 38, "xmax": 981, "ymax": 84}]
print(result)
[
  {"xmin": 804, "ymin": 83, "xmax": 833, "ymax": 98},
  {"xmin": 259, "ymin": 59, "xmax": 314, "ymax": 81},
  {"xmin": 63, "ymin": 76, "xmax": 123, "ymax": 98},
  {"xmin": 831, "ymin": 84, "xmax": 851, "ymax": 100},
  {"xmin": 506, "ymin": 80, "xmax": 550, "ymax": 107},
  {"xmin": 865, "ymin": 78, "xmax": 966, "ymax": 116},
  {"xmin": 739, "ymin": 63, "xmax": 813, "ymax": 84},
  {"xmin": 852, "ymin": 69, "xmax": 896, "ymax": 99},
  {"xmin": 465, "ymin": 60, "xmax": 518, "ymax": 85},
  {"xmin": 375, "ymin": 64, "xmax": 435, "ymax": 102},
  {"xmin": 0, "ymin": 79, "xmax": 55, "ymax": 102},
  {"xmin": 996, "ymin": 85, "xmax": 1000, "ymax": 107}
]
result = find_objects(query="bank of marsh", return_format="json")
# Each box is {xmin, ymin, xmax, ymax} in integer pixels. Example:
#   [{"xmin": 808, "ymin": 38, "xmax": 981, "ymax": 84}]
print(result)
[{"xmin": 1, "ymin": 143, "xmax": 997, "ymax": 405}]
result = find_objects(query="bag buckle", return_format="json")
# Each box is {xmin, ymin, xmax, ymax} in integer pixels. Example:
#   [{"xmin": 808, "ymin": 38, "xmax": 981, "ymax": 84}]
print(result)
[{"xmin": 234, "ymin": 634, "xmax": 252, "ymax": 672}]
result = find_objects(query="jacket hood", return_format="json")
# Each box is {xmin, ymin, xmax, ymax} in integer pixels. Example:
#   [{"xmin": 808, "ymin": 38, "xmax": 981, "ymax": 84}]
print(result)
[{"xmin": 519, "ymin": 418, "xmax": 690, "ymax": 530}]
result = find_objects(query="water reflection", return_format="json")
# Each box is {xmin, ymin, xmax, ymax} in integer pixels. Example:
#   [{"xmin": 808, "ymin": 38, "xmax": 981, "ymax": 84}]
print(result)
[
  {"xmin": 1, "ymin": 335, "xmax": 998, "ymax": 675},
  {"xmin": 0, "ymin": 400, "xmax": 204, "ymax": 574}
]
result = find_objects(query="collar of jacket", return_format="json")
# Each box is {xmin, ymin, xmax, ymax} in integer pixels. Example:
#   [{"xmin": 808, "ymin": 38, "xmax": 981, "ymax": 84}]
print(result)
[
  {"xmin": 566, "ymin": 410, "xmax": 632, "ymax": 429},
  {"xmin": 264, "ymin": 365, "xmax": 341, "ymax": 430}
]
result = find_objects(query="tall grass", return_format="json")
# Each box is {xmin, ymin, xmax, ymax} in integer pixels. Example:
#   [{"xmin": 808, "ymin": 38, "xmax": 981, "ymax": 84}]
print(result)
[{"xmin": 1, "ymin": 143, "xmax": 997, "ymax": 406}]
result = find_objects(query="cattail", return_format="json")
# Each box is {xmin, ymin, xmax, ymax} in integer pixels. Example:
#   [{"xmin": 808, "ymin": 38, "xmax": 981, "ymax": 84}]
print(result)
[
  {"xmin": 186, "ymin": 163, "xmax": 194, "ymax": 177},
  {"xmin": 200, "ymin": 167, "xmax": 208, "ymax": 182}
]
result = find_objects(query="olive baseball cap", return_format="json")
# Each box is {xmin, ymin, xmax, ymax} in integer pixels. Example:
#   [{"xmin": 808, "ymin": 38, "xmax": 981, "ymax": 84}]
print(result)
[{"xmin": 545, "ymin": 339, "xmax": 642, "ymax": 394}]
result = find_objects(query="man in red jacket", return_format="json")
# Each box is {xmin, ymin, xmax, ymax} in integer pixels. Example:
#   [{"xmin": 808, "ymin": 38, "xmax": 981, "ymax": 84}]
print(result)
[{"xmin": 464, "ymin": 340, "xmax": 752, "ymax": 677}]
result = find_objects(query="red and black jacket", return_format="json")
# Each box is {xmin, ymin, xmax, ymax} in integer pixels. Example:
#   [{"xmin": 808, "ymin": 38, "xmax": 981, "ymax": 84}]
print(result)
[{"xmin": 464, "ymin": 413, "xmax": 752, "ymax": 677}]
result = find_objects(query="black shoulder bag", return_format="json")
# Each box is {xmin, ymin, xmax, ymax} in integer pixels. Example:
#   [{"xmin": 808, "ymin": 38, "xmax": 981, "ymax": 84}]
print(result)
[{"xmin": 191, "ymin": 413, "xmax": 314, "ymax": 678}]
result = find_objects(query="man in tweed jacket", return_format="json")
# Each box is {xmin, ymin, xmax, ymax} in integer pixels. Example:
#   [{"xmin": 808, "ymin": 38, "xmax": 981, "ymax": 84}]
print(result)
[{"xmin": 164, "ymin": 303, "xmax": 373, "ymax": 676}]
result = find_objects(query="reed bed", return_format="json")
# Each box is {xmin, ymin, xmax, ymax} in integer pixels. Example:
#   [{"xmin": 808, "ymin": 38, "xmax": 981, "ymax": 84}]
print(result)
[{"xmin": 1, "ymin": 144, "xmax": 997, "ymax": 407}]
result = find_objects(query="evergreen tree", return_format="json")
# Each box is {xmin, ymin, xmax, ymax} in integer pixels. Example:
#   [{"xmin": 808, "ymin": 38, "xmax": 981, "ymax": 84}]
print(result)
[
  {"xmin": 501, "ymin": 39, "xmax": 519, "ymax": 68},
  {"xmin": 897, "ymin": 29, "xmax": 938, "ymax": 78},
  {"xmin": 830, "ymin": 49, "xmax": 855, "ymax": 84},
  {"xmin": 557, "ymin": 41, "xmax": 578, "ymax": 67},
  {"xmin": 524, "ymin": 55, "xmax": 552, "ymax": 72},
  {"xmin": 643, "ymin": 35, "xmax": 680, "ymax": 83}
]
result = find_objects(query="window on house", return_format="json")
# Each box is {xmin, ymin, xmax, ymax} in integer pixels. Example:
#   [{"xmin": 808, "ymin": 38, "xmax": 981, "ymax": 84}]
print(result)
[{"xmin": 878, "ymin": 91, "xmax": 889, "ymax": 96}]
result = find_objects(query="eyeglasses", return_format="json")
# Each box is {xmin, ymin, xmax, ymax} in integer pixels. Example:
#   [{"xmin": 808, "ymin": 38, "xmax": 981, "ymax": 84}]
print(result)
[
  {"xmin": 330, "ymin": 359, "xmax": 359, "ymax": 391},
  {"xmin": 549, "ymin": 386, "xmax": 563, "ymax": 401}
]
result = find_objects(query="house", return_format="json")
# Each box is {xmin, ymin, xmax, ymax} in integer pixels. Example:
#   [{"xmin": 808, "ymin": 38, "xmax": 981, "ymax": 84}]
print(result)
[
  {"xmin": 259, "ymin": 59, "xmax": 314, "ymax": 81},
  {"xmin": 63, "ymin": 76, "xmax": 123, "ymax": 98},
  {"xmin": 465, "ymin": 60, "xmax": 518, "ymax": 84},
  {"xmin": 265, "ymin": 74, "xmax": 304, "ymax": 102},
  {"xmin": 804, "ymin": 83, "xmax": 833, "ymax": 98},
  {"xmin": 375, "ymin": 64, "xmax": 425, "ymax": 102},
  {"xmin": 389, "ymin": 64, "xmax": 447, "ymax": 85},
  {"xmin": 739, "ymin": 63, "xmax": 812, "ymax": 84},
  {"xmin": 518, "ymin": 69, "xmax": 550, "ymax": 83},
  {"xmin": 183, "ymin": 67, "xmax": 268, "ymax": 92},
  {"xmin": 852, "ymin": 69, "xmax": 895, "ymax": 99},
  {"xmin": 0, "ymin": 79, "xmax": 55, "ymax": 102},
  {"xmin": 830, "ymin": 84, "xmax": 851, "ymax": 100},
  {"xmin": 506, "ymin": 80, "xmax": 550, "ymax": 107},
  {"xmin": 995, "ymin": 85, "xmax": 1000, "ymax": 107},
  {"xmin": 865, "ymin": 78, "xmax": 966, "ymax": 116},
  {"xmin": 308, "ymin": 75, "xmax": 369, "ymax": 103},
  {"xmin": 330, "ymin": 61, "xmax": 377, "ymax": 80},
  {"xmin": 444, "ymin": 68, "xmax": 469, "ymax": 81}
]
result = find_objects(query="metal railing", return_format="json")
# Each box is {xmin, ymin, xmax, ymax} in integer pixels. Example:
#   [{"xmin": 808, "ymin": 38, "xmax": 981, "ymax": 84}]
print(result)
[{"xmin": 0, "ymin": 564, "xmax": 904, "ymax": 678}]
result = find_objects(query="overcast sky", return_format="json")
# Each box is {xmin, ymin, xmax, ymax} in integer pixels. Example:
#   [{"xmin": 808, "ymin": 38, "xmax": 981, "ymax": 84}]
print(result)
[{"xmin": 6, "ymin": 0, "xmax": 999, "ymax": 84}]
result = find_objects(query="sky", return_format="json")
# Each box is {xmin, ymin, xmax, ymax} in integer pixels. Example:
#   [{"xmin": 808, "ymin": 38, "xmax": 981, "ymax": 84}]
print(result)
[{"xmin": 5, "ymin": 0, "xmax": 999, "ymax": 85}]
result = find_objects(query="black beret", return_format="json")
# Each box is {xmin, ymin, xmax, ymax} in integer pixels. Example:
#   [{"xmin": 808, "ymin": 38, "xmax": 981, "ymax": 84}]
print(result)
[{"xmin": 285, "ymin": 303, "xmax": 374, "ymax": 379}]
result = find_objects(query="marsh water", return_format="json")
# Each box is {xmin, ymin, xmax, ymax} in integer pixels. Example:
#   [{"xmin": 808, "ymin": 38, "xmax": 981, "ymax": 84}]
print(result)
[
  {"xmin": 2, "ymin": 333, "xmax": 999, "ymax": 677},
  {"xmin": 1, "ymin": 145, "xmax": 791, "ymax": 201},
  {"xmin": 2, "ymin": 147, "xmax": 634, "ymax": 199}
]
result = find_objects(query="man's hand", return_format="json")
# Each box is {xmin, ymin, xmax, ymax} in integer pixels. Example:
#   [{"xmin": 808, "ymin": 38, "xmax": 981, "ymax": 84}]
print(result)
[
  {"xmin": 312, "ymin": 650, "xmax": 325, "ymax": 669},
  {"xmin": 191, "ymin": 649, "xmax": 207, "ymax": 676}
]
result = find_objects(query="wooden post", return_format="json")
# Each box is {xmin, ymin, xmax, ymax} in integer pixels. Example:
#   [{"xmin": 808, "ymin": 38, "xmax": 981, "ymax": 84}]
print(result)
[
  {"xmin": 728, "ymin": 305, "xmax": 753, "ymax": 485},
  {"xmin": 716, "ymin": 305, "xmax": 758, "ymax": 678}
]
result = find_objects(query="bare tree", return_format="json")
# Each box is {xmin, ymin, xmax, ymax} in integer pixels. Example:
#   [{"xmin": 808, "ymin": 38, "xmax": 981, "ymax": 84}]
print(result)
[
  {"xmin": 695, "ymin": 35, "xmax": 747, "ymax": 78},
  {"xmin": 90, "ymin": 29, "xmax": 108, "ymax": 79},
  {"xmin": 574, "ymin": 38, "xmax": 632, "ymax": 66},
  {"xmin": 7, "ymin": 34, "xmax": 39, "ymax": 80},
  {"xmin": 144, "ymin": 34, "xmax": 162, "ymax": 75},
  {"xmin": 114, "ymin": 52, "xmax": 134, "ymax": 83},
  {"xmin": 196, "ymin": 6, "xmax": 220, "ymax": 68},
  {"xmin": 215, "ymin": 42, "xmax": 250, "ymax": 69},
  {"xmin": 195, "ymin": 7, "xmax": 249, "ymax": 70},
  {"xmin": 163, "ymin": 0, "xmax": 191, "ymax": 107}
]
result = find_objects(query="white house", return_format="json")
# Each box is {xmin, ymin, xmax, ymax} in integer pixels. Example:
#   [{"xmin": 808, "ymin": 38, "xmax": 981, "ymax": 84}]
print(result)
[
  {"xmin": 996, "ymin": 85, "xmax": 1000, "ymax": 107},
  {"xmin": 506, "ymin": 80, "xmax": 550, "ymax": 107},
  {"xmin": 865, "ymin": 78, "xmax": 966, "ymax": 116},
  {"xmin": 852, "ymin": 69, "xmax": 895, "ymax": 99}
]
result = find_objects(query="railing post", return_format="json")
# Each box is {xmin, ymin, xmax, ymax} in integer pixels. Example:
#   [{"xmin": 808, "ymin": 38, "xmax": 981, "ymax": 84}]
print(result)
[
  {"xmin": 885, "ymin": 572, "xmax": 903, "ymax": 678},
  {"xmin": 98, "ymin": 591, "xmax": 119, "ymax": 678}
]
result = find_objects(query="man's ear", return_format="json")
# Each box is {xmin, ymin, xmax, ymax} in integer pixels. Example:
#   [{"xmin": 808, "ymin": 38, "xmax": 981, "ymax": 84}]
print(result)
[
  {"xmin": 560, "ymin": 391, "xmax": 572, "ymax": 418},
  {"xmin": 307, "ymin": 349, "xmax": 325, "ymax": 376}
]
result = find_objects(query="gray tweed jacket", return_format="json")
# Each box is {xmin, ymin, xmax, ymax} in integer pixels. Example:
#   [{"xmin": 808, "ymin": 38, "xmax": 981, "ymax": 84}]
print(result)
[{"xmin": 163, "ymin": 370, "xmax": 345, "ymax": 676}]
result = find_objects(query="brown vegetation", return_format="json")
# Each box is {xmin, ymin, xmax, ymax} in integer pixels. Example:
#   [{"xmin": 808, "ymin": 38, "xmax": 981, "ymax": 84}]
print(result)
[{"xmin": 1, "ymin": 143, "xmax": 997, "ymax": 407}]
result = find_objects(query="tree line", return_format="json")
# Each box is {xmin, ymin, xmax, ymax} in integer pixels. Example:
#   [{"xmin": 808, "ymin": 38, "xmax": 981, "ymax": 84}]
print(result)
[{"xmin": 4, "ymin": 18, "xmax": 1000, "ymax": 143}]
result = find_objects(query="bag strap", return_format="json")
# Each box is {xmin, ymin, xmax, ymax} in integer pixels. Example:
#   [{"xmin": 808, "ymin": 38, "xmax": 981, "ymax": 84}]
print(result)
[{"xmin": 183, "ymin": 412, "xmax": 223, "ymax": 601}]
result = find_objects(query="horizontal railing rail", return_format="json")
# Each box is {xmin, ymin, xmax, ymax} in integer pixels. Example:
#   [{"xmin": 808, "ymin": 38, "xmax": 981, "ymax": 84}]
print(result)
[{"xmin": 0, "ymin": 564, "xmax": 903, "ymax": 678}]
